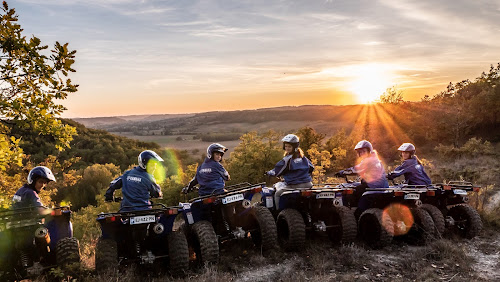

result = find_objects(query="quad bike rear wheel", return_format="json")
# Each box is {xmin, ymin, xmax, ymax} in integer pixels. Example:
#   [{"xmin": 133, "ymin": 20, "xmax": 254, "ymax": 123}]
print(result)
[
  {"xmin": 56, "ymin": 237, "xmax": 81, "ymax": 274},
  {"xmin": 358, "ymin": 208, "xmax": 394, "ymax": 249},
  {"xmin": 95, "ymin": 237, "xmax": 118, "ymax": 274},
  {"xmin": 250, "ymin": 206, "xmax": 278, "ymax": 253},
  {"xmin": 326, "ymin": 206, "xmax": 357, "ymax": 244},
  {"xmin": 190, "ymin": 220, "xmax": 219, "ymax": 266},
  {"xmin": 421, "ymin": 204, "xmax": 445, "ymax": 237},
  {"xmin": 167, "ymin": 230, "xmax": 189, "ymax": 276},
  {"xmin": 407, "ymin": 208, "xmax": 435, "ymax": 245},
  {"xmin": 448, "ymin": 204, "xmax": 482, "ymax": 239},
  {"xmin": 276, "ymin": 209, "xmax": 305, "ymax": 252}
]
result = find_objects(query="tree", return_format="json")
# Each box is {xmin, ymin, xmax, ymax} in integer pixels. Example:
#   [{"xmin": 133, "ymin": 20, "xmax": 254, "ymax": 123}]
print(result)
[
  {"xmin": 295, "ymin": 126, "xmax": 325, "ymax": 158},
  {"xmin": 1, "ymin": 1, "xmax": 78, "ymax": 153},
  {"xmin": 379, "ymin": 86, "xmax": 404, "ymax": 104},
  {"xmin": 226, "ymin": 131, "xmax": 283, "ymax": 184}
]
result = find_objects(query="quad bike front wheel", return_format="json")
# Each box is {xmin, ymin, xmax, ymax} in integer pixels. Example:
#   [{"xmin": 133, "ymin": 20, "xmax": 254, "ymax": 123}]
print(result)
[
  {"xmin": 276, "ymin": 209, "xmax": 305, "ymax": 252},
  {"xmin": 358, "ymin": 208, "xmax": 394, "ymax": 249},
  {"xmin": 95, "ymin": 237, "xmax": 118, "ymax": 274},
  {"xmin": 167, "ymin": 230, "xmax": 189, "ymax": 277},
  {"xmin": 447, "ymin": 204, "xmax": 482, "ymax": 239},
  {"xmin": 250, "ymin": 205, "xmax": 278, "ymax": 253}
]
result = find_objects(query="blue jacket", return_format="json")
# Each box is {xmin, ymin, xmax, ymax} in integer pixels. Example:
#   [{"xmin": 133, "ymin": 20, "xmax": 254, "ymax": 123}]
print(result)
[
  {"xmin": 388, "ymin": 157, "xmax": 432, "ymax": 185},
  {"xmin": 348, "ymin": 153, "xmax": 388, "ymax": 188},
  {"xmin": 105, "ymin": 166, "xmax": 162, "ymax": 211},
  {"xmin": 189, "ymin": 158, "xmax": 229, "ymax": 196},
  {"xmin": 268, "ymin": 155, "xmax": 314, "ymax": 185},
  {"xmin": 12, "ymin": 184, "xmax": 43, "ymax": 209}
]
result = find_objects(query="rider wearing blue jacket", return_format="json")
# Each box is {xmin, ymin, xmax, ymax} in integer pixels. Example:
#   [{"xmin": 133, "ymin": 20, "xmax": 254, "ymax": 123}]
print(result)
[
  {"xmin": 387, "ymin": 143, "xmax": 431, "ymax": 185},
  {"xmin": 186, "ymin": 143, "xmax": 230, "ymax": 196},
  {"xmin": 105, "ymin": 150, "xmax": 163, "ymax": 211},
  {"xmin": 12, "ymin": 166, "xmax": 56, "ymax": 210},
  {"xmin": 267, "ymin": 134, "xmax": 314, "ymax": 208}
]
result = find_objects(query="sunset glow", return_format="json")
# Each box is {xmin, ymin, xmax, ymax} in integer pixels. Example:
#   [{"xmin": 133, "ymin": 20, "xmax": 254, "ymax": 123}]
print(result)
[{"xmin": 348, "ymin": 64, "xmax": 394, "ymax": 104}]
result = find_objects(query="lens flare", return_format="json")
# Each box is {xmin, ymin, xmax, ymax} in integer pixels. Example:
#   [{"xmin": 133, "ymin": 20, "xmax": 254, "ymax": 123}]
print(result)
[
  {"xmin": 163, "ymin": 148, "xmax": 185, "ymax": 181},
  {"xmin": 146, "ymin": 159, "xmax": 166, "ymax": 183},
  {"xmin": 383, "ymin": 203, "xmax": 414, "ymax": 236}
]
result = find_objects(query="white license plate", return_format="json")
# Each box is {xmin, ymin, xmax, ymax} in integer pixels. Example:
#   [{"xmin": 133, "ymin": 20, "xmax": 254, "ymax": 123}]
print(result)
[
  {"xmin": 316, "ymin": 192, "xmax": 337, "ymax": 199},
  {"xmin": 453, "ymin": 189, "xmax": 467, "ymax": 195},
  {"xmin": 130, "ymin": 215, "xmax": 156, "ymax": 225},
  {"xmin": 404, "ymin": 193, "xmax": 420, "ymax": 200},
  {"xmin": 222, "ymin": 194, "xmax": 244, "ymax": 204},
  {"xmin": 181, "ymin": 203, "xmax": 191, "ymax": 210}
]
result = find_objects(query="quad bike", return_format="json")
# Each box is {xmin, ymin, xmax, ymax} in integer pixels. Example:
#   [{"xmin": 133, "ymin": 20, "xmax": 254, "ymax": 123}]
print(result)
[
  {"xmin": 180, "ymin": 182, "xmax": 277, "ymax": 266},
  {"xmin": 336, "ymin": 172, "xmax": 436, "ymax": 249},
  {"xmin": 262, "ymin": 174, "xmax": 357, "ymax": 252},
  {"xmin": 424, "ymin": 181, "xmax": 482, "ymax": 239},
  {"xmin": 0, "ymin": 206, "xmax": 80, "ymax": 280},
  {"xmin": 95, "ymin": 202, "xmax": 189, "ymax": 276}
]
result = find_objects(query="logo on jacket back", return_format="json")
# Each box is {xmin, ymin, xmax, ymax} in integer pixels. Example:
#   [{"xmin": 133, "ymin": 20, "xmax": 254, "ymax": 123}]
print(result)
[
  {"xmin": 200, "ymin": 168, "xmax": 212, "ymax": 173},
  {"xmin": 127, "ymin": 176, "xmax": 142, "ymax": 183},
  {"xmin": 293, "ymin": 158, "xmax": 303, "ymax": 164}
]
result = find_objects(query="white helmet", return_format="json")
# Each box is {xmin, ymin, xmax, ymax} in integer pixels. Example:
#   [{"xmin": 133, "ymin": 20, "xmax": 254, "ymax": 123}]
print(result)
[
  {"xmin": 354, "ymin": 140, "xmax": 373, "ymax": 153},
  {"xmin": 282, "ymin": 134, "xmax": 299, "ymax": 151},
  {"xmin": 398, "ymin": 143, "xmax": 416, "ymax": 153}
]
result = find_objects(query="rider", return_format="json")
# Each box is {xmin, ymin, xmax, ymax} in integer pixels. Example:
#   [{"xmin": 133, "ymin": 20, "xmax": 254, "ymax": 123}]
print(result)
[
  {"xmin": 336, "ymin": 140, "xmax": 388, "ymax": 204},
  {"xmin": 387, "ymin": 143, "xmax": 431, "ymax": 185},
  {"xmin": 266, "ymin": 134, "xmax": 314, "ymax": 208},
  {"xmin": 105, "ymin": 150, "xmax": 164, "ymax": 211},
  {"xmin": 12, "ymin": 166, "xmax": 56, "ymax": 210},
  {"xmin": 185, "ymin": 143, "xmax": 230, "ymax": 196}
]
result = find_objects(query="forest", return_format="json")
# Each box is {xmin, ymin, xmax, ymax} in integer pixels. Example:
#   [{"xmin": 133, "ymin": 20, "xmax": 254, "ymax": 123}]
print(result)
[{"xmin": 1, "ymin": 1, "xmax": 499, "ymax": 281}]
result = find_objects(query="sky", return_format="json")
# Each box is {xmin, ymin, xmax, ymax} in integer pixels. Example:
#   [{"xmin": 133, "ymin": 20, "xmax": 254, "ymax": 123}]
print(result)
[{"xmin": 8, "ymin": 0, "xmax": 500, "ymax": 118}]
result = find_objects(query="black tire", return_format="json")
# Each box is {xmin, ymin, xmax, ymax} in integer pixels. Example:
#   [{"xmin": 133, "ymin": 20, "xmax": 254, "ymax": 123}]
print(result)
[
  {"xmin": 276, "ymin": 209, "xmax": 305, "ymax": 252},
  {"xmin": 407, "ymin": 208, "xmax": 435, "ymax": 245},
  {"xmin": 95, "ymin": 237, "xmax": 118, "ymax": 273},
  {"xmin": 167, "ymin": 231, "xmax": 189, "ymax": 277},
  {"xmin": 358, "ymin": 208, "xmax": 393, "ymax": 249},
  {"xmin": 448, "ymin": 204, "xmax": 483, "ymax": 239},
  {"xmin": 56, "ymin": 237, "xmax": 80, "ymax": 272},
  {"xmin": 327, "ymin": 206, "xmax": 357, "ymax": 244},
  {"xmin": 191, "ymin": 221, "xmax": 219, "ymax": 266},
  {"xmin": 250, "ymin": 206, "xmax": 278, "ymax": 252},
  {"xmin": 421, "ymin": 204, "xmax": 445, "ymax": 236}
]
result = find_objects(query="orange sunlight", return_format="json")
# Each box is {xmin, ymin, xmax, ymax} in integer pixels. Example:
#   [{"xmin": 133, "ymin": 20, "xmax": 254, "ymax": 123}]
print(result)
[{"xmin": 347, "ymin": 64, "xmax": 394, "ymax": 104}]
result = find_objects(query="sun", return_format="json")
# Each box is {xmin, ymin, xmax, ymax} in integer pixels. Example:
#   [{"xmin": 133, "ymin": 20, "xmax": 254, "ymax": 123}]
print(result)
[{"xmin": 347, "ymin": 64, "xmax": 393, "ymax": 103}]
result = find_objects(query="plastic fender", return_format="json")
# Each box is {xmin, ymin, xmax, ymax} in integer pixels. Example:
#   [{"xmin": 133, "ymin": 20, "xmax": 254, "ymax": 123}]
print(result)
[
  {"xmin": 158, "ymin": 214, "xmax": 177, "ymax": 235},
  {"xmin": 187, "ymin": 201, "xmax": 211, "ymax": 223},
  {"xmin": 279, "ymin": 192, "xmax": 300, "ymax": 211}
]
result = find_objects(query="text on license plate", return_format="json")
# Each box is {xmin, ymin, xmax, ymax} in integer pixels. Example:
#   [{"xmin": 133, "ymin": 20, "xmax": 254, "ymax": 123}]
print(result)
[
  {"xmin": 453, "ymin": 189, "xmax": 467, "ymax": 195},
  {"xmin": 404, "ymin": 193, "xmax": 420, "ymax": 200},
  {"xmin": 222, "ymin": 194, "xmax": 244, "ymax": 204},
  {"xmin": 316, "ymin": 192, "xmax": 337, "ymax": 199},
  {"xmin": 130, "ymin": 215, "xmax": 156, "ymax": 225}
]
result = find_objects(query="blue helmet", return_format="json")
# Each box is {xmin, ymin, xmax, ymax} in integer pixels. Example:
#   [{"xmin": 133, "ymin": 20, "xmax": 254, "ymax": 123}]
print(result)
[
  {"xmin": 27, "ymin": 166, "xmax": 56, "ymax": 185},
  {"xmin": 354, "ymin": 140, "xmax": 373, "ymax": 153},
  {"xmin": 138, "ymin": 150, "xmax": 164, "ymax": 169},
  {"xmin": 207, "ymin": 143, "xmax": 228, "ymax": 159}
]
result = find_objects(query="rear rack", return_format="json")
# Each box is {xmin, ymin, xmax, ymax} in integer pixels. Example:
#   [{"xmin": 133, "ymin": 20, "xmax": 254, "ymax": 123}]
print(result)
[
  {"xmin": 189, "ymin": 182, "xmax": 264, "ymax": 203},
  {"xmin": 98, "ymin": 203, "xmax": 177, "ymax": 218}
]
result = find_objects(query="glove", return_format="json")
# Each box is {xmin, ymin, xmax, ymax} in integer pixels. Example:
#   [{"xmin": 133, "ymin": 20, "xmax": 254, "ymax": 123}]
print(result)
[
  {"xmin": 105, "ymin": 195, "xmax": 113, "ymax": 202},
  {"xmin": 387, "ymin": 173, "xmax": 394, "ymax": 180},
  {"xmin": 335, "ymin": 170, "xmax": 345, "ymax": 177},
  {"xmin": 181, "ymin": 186, "xmax": 192, "ymax": 194}
]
